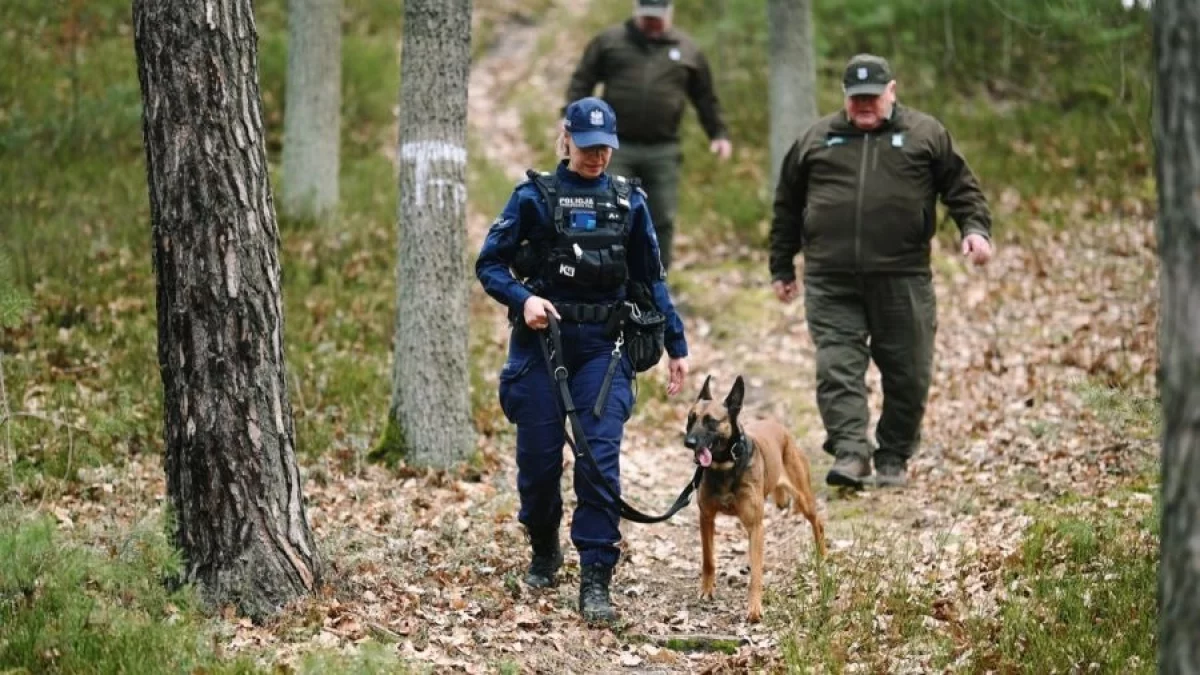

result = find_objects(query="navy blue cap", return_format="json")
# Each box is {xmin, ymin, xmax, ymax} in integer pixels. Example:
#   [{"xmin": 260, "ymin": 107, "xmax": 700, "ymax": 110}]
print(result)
[{"xmin": 563, "ymin": 97, "xmax": 619, "ymax": 149}]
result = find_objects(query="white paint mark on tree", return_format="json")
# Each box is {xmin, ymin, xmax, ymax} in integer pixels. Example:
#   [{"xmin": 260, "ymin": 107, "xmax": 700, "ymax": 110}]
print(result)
[
  {"xmin": 399, "ymin": 141, "xmax": 466, "ymax": 208},
  {"xmin": 225, "ymin": 245, "xmax": 240, "ymax": 298},
  {"xmin": 271, "ymin": 375, "xmax": 285, "ymax": 435}
]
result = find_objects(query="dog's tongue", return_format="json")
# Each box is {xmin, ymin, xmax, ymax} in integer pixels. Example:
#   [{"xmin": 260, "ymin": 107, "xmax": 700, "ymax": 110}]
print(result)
[{"xmin": 697, "ymin": 448, "xmax": 712, "ymax": 467}]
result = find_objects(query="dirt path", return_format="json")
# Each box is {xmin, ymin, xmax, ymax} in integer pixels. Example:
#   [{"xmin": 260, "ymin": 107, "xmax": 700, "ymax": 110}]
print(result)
[{"xmin": 450, "ymin": 3, "xmax": 1159, "ymax": 672}]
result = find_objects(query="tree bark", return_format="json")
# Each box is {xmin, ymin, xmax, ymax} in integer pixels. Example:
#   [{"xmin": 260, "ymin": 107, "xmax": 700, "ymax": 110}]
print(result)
[
  {"xmin": 768, "ymin": 0, "xmax": 818, "ymax": 187},
  {"xmin": 133, "ymin": 0, "xmax": 321, "ymax": 621},
  {"xmin": 282, "ymin": 0, "xmax": 341, "ymax": 221},
  {"xmin": 384, "ymin": 0, "xmax": 473, "ymax": 467},
  {"xmin": 1154, "ymin": 0, "xmax": 1200, "ymax": 671}
]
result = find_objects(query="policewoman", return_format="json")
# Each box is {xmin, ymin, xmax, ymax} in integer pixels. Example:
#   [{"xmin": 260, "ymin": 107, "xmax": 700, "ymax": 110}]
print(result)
[{"xmin": 476, "ymin": 96, "xmax": 690, "ymax": 624}]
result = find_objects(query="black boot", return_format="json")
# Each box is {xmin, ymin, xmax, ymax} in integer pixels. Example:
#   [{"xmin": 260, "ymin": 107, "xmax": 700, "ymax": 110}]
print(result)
[
  {"xmin": 578, "ymin": 564, "xmax": 617, "ymax": 624},
  {"xmin": 523, "ymin": 528, "xmax": 563, "ymax": 588}
]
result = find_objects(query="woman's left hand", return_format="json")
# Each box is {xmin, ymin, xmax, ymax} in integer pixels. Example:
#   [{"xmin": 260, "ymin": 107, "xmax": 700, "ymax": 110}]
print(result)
[{"xmin": 666, "ymin": 357, "xmax": 689, "ymax": 397}]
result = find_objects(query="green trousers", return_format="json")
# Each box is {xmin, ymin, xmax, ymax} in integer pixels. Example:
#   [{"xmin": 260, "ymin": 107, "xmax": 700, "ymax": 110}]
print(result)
[
  {"xmin": 803, "ymin": 274, "xmax": 937, "ymax": 464},
  {"xmin": 608, "ymin": 141, "xmax": 681, "ymax": 271}
]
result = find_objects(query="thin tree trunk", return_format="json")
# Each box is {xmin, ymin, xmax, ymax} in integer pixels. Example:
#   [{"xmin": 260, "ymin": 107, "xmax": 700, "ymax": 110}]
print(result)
[
  {"xmin": 133, "ymin": 0, "xmax": 320, "ymax": 621},
  {"xmin": 767, "ymin": 0, "xmax": 818, "ymax": 188},
  {"xmin": 1154, "ymin": 0, "xmax": 1200, "ymax": 671},
  {"xmin": 282, "ymin": 0, "xmax": 341, "ymax": 221},
  {"xmin": 383, "ymin": 0, "xmax": 473, "ymax": 468}
]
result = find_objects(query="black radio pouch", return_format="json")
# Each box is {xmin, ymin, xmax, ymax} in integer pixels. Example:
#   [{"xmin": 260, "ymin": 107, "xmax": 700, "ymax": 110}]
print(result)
[{"xmin": 623, "ymin": 282, "xmax": 666, "ymax": 373}]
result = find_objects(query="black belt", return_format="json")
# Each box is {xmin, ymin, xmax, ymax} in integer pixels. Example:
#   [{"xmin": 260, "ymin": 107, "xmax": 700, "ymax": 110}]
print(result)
[{"xmin": 556, "ymin": 302, "xmax": 616, "ymax": 324}]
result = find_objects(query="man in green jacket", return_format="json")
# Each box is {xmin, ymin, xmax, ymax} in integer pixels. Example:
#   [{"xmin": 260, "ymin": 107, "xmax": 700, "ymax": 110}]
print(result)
[
  {"xmin": 565, "ymin": 0, "xmax": 733, "ymax": 271},
  {"xmin": 770, "ymin": 54, "xmax": 993, "ymax": 489}
]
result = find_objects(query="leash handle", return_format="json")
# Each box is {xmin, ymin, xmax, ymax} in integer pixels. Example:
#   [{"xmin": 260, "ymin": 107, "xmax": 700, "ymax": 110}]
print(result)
[{"xmin": 592, "ymin": 334, "xmax": 623, "ymax": 418}]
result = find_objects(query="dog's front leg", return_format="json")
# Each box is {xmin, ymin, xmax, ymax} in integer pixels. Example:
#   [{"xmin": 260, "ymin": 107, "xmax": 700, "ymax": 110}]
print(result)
[
  {"xmin": 745, "ymin": 519, "xmax": 765, "ymax": 622},
  {"xmin": 699, "ymin": 507, "xmax": 717, "ymax": 600}
]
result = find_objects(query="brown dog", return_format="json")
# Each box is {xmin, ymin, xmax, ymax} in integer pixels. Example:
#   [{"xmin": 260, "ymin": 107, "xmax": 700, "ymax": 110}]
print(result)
[{"xmin": 684, "ymin": 375, "xmax": 826, "ymax": 623}]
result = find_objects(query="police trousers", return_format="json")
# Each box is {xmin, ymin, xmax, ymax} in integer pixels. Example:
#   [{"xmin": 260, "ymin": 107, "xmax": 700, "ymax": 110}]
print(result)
[
  {"xmin": 498, "ymin": 321, "xmax": 635, "ymax": 569},
  {"xmin": 803, "ymin": 273, "xmax": 937, "ymax": 465}
]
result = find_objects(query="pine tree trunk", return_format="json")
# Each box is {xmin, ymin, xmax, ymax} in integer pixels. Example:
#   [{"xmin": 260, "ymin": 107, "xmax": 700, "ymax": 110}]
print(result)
[
  {"xmin": 768, "ymin": 0, "xmax": 818, "ymax": 187},
  {"xmin": 385, "ymin": 0, "xmax": 473, "ymax": 467},
  {"xmin": 133, "ymin": 0, "xmax": 321, "ymax": 621},
  {"xmin": 282, "ymin": 0, "xmax": 341, "ymax": 221},
  {"xmin": 1154, "ymin": 0, "xmax": 1200, "ymax": 671}
]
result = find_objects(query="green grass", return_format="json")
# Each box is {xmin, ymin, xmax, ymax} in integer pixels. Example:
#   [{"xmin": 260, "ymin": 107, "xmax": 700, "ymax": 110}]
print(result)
[
  {"xmin": 0, "ymin": 511, "xmax": 260, "ymax": 674},
  {"xmin": 776, "ymin": 532, "xmax": 952, "ymax": 672},
  {"xmin": 776, "ymin": 490, "xmax": 1158, "ymax": 673},
  {"xmin": 963, "ymin": 495, "xmax": 1158, "ymax": 672},
  {"xmin": 0, "ymin": 511, "xmax": 424, "ymax": 673},
  {"xmin": 1078, "ymin": 379, "xmax": 1161, "ymax": 440},
  {"xmin": 295, "ymin": 641, "xmax": 409, "ymax": 675}
]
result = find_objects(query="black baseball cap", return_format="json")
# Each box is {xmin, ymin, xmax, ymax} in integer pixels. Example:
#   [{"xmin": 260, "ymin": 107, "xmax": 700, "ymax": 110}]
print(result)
[
  {"xmin": 842, "ymin": 54, "xmax": 893, "ymax": 97},
  {"xmin": 634, "ymin": 0, "xmax": 672, "ymax": 17}
]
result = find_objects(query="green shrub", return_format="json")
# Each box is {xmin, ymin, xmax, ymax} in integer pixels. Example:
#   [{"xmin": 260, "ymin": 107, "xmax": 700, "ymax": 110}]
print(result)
[{"xmin": 0, "ymin": 512, "xmax": 259, "ymax": 674}]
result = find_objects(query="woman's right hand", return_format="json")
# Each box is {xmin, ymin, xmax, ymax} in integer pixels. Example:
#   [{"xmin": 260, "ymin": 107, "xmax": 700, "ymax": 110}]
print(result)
[{"xmin": 522, "ymin": 296, "xmax": 560, "ymax": 331}]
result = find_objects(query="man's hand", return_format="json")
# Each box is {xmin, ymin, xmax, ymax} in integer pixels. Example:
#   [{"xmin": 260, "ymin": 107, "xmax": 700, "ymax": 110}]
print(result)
[
  {"xmin": 962, "ymin": 233, "xmax": 993, "ymax": 266},
  {"xmin": 522, "ymin": 296, "xmax": 560, "ymax": 330},
  {"xmin": 772, "ymin": 279, "xmax": 799, "ymax": 304},
  {"xmin": 666, "ymin": 357, "xmax": 689, "ymax": 397},
  {"xmin": 710, "ymin": 138, "xmax": 733, "ymax": 161}
]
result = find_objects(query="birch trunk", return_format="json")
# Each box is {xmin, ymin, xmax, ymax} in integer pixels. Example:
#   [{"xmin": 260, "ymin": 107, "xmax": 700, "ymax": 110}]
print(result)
[
  {"xmin": 768, "ymin": 0, "xmax": 818, "ymax": 187},
  {"xmin": 282, "ymin": 0, "xmax": 341, "ymax": 221},
  {"xmin": 382, "ymin": 0, "xmax": 474, "ymax": 468}
]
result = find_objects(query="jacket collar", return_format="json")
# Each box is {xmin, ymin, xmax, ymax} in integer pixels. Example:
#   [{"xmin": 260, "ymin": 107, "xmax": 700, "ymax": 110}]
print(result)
[
  {"xmin": 623, "ymin": 18, "xmax": 680, "ymax": 47},
  {"xmin": 830, "ymin": 103, "xmax": 906, "ymax": 135},
  {"xmin": 555, "ymin": 160, "xmax": 608, "ymax": 188}
]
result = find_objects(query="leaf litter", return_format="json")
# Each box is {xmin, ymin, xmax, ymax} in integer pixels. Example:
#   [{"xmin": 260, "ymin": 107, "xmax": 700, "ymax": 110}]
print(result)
[{"xmin": 26, "ymin": 2, "xmax": 1159, "ymax": 673}]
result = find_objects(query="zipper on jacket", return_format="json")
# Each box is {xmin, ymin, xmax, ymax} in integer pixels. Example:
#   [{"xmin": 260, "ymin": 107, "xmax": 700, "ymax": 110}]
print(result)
[
  {"xmin": 854, "ymin": 134, "xmax": 872, "ymax": 271},
  {"xmin": 639, "ymin": 47, "xmax": 654, "ymax": 140}
]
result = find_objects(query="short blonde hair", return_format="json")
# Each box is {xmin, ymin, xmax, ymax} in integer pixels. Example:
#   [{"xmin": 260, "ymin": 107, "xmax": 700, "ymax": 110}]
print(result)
[{"xmin": 555, "ymin": 129, "xmax": 570, "ymax": 159}]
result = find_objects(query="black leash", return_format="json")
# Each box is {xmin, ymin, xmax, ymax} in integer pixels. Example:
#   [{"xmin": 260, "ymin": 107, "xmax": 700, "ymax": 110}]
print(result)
[{"xmin": 537, "ymin": 314, "xmax": 702, "ymax": 524}]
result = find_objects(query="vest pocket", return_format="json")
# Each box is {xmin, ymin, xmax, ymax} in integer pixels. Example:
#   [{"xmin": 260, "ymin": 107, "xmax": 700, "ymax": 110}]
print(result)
[{"xmin": 546, "ymin": 244, "xmax": 628, "ymax": 292}]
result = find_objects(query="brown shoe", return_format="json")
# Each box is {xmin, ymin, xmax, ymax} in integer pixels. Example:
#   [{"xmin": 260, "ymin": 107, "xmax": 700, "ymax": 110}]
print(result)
[{"xmin": 826, "ymin": 454, "xmax": 871, "ymax": 489}]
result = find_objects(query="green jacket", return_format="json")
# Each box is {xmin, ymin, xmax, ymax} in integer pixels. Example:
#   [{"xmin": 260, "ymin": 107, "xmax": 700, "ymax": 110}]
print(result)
[
  {"xmin": 565, "ymin": 20, "xmax": 727, "ymax": 145},
  {"xmin": 770, "ymin": 105, "xmax": 991, "ymax": 279}
]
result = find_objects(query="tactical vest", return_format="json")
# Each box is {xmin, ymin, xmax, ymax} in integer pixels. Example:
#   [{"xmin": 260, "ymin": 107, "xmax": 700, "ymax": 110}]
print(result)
[{"xmin": 521, "ymin": 169, "xmax": 635, "ymax": 294}]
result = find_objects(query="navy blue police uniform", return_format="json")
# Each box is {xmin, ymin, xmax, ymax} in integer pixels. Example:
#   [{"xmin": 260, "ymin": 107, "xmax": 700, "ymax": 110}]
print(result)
[{"xmin": 475, "ymin": 162, "xmax": 688, "ymax": 571}]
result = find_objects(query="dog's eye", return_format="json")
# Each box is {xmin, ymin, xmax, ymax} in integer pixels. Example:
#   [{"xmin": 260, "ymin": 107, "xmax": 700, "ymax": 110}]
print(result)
[
  {"xmin": 702, "ymin": 415, "xmax": 717, "ymax": 429},
  {"xmin": 686, "ymin": 413, "xmax": 696, "ymax": 427}
]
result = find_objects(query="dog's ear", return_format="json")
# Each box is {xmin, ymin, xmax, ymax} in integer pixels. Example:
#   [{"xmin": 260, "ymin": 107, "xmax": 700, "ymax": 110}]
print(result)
[
  {"xmin": 698, "ymin": 374, "xmax": 713, "ymax": 401},
  {"xmin": 724, "ymin": 375, "xmax": 745, "ymax": 414}
]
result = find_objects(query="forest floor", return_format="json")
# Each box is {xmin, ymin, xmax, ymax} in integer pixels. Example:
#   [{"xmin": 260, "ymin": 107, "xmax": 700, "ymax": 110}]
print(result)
[{"xmin": 33, "ymin": 1, "xmax": 1159, "ymax": 673}]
